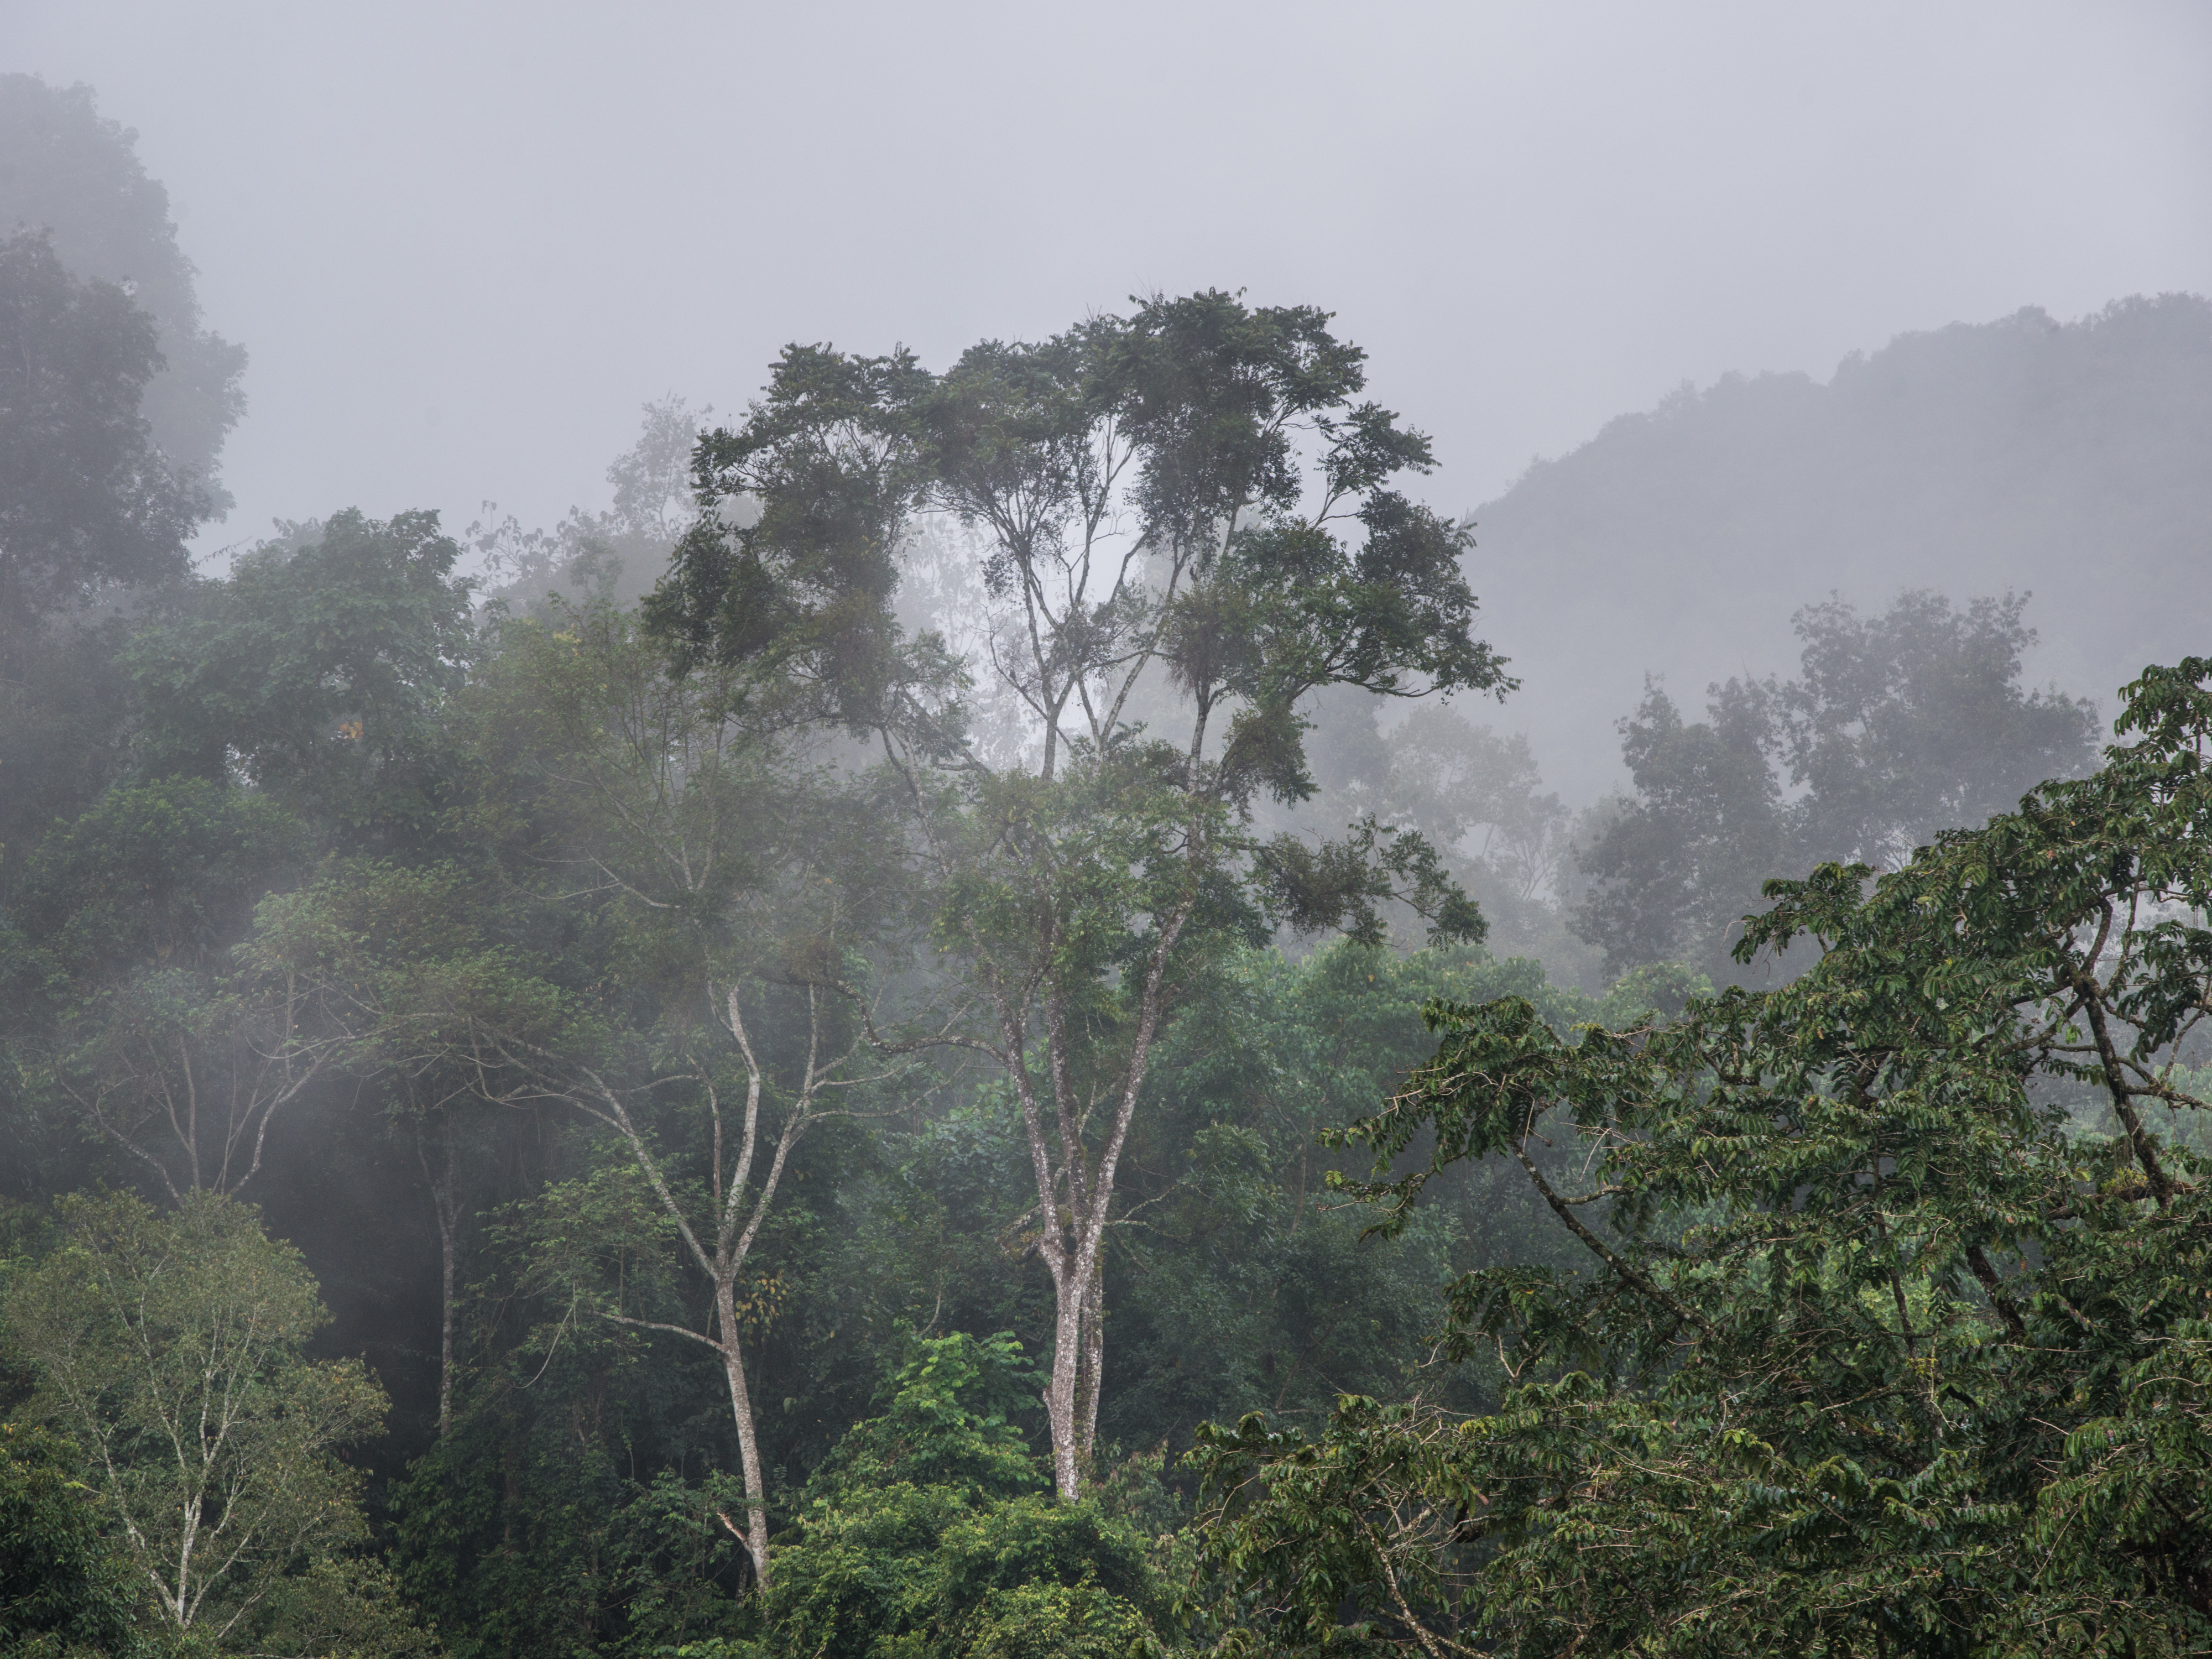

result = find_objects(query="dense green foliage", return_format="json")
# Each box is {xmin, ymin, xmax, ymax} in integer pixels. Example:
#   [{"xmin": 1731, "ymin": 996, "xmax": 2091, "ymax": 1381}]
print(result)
[
  {"xmin": 4, "ymin": 356, "xmax": 2197, "ymax": 1657},
  {"xmin": 641, "ymin": 291, "xmax": 1512, "ymax": 1505},
  {"xmin": 0, "ymin": 1424, "xmax": 156, "ymax": 1658},
  {"xmin": 736, "ymin": 1332, "xmax": 1167, "ymax": 1659},
  {"xmin": 1193, "ymin": 660, "xmax": 2212, "ymax": 1655},
  {"xmin": 6, "ymin": 1192, "xmax": 395, "ymax": 1648}
]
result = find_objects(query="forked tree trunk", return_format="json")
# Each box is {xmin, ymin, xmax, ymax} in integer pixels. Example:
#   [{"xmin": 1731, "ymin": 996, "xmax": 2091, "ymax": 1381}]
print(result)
[
  {"xmin": 1039, "ymin": 1231, "xmax": 1112, "ymax": 1499},
  {"xmin": 1021, "ymin": 902, "xmax": 1191, "ymax": 1499},
  {"xmin": 571, "ymin": 983, "xmax": 838, "ymax": 1590}
]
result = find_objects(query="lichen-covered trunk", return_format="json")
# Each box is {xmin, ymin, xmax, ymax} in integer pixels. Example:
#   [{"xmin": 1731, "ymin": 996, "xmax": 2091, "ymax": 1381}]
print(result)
[
  {"xmin": 1044, "ymin": 1253, "xmax": 1088, "ymax": 1499},
  {"xmin": 714, "ymin": 1277, "xmax": 773, "ymax": 1587},
  {"xmin": 1040, "ymin": 1229, "xmax": 1109, "ymax": 1499},
  {"xmin": 1079, "ymin": 1264, "xmax": 1104, "ymax": 1456}
]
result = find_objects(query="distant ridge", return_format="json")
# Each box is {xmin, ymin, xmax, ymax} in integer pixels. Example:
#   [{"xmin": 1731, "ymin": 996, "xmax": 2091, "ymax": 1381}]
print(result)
[{"xmin": 1466, "ymin": 294, "xmax": 2212, "ymax": 803}]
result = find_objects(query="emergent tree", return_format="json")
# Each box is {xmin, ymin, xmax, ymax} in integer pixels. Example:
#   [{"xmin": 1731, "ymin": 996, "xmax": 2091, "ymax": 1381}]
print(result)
[{"xmin": 648, "ymin": 291, "xmax": 1511, "ymax": 1496}]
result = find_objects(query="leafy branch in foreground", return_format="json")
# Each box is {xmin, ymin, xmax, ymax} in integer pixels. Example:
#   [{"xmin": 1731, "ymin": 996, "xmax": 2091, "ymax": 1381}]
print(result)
[{"xmin": 1193, "ymin": 659, "xmax": 2212, "ymax": 1657}]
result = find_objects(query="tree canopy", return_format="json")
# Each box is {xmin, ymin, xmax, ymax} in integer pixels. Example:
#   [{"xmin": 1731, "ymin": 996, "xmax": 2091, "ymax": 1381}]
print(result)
[
  {"xmin": 0, "ymin": 232, "xmax": 207, "ymax": 638},
  {"xmin": 6, "ymin": 1191, "xmax": 392, "ymax": 1648},
  {"xmin": 0, "ymin": 74, "xmax": 247, "ymax": 497}
]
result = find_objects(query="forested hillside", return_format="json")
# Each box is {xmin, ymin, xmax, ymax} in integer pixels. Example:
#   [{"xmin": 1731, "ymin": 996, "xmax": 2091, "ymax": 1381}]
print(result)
[
  {"xmin": 1474, "ymin": 295, "xmax": 2212, "ymax": 804},
  {"xmin": 4, "ymin": 71, "xmax": 2211, "ymax": 1659}
]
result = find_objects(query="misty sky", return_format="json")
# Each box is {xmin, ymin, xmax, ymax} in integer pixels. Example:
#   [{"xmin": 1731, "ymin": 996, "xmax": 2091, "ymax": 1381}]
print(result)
[{"xmin": 15, "ymin": 2, "xmax": 2212, "ymax": 566}]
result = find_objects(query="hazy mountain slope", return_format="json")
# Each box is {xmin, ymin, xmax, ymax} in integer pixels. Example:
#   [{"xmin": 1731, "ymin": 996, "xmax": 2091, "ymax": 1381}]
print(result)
[{"xmin": 1466, "ymin": 294, "xmax": 2212, "ymax": 804}]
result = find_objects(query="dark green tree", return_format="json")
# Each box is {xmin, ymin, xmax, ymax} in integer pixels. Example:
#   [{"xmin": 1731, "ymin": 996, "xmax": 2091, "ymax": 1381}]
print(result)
[
  {"xmin": 0, "ymin": 229, "xmax": 202, "ymax": 609},
  {"xmin": 0, "ymin": 1424, "xmax": 156, "ymax": 1658},
  {"xmin": 0, "ymin": 78, "xmax": 239, "ymax": 894},
  {"xmin": 126, "ymin": 509, "xmax": 478, "ymax": 849},
  {"xmin": 0, "ymin": 232, "xmax": 206, "ymax": 630},
  {"xmin": 0, "ymin": 231, "xmax": 211, "ymax": 909}
]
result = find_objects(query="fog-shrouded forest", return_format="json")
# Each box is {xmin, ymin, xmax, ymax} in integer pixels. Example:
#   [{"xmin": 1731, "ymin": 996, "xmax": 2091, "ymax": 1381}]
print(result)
[
  {"xmin": 1472, "ymin": 293, "xmax": 2212, "ymax": 806},
  {"xmin": 5, "ymin": 58, "xmax": 2212, "ymax": 1659}
]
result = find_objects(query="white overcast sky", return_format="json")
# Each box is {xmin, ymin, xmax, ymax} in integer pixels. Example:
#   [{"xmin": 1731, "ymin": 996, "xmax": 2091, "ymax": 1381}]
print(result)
[{"xmin": 14, "ymin": 1, "xmax": 2212, "ymax": 559}]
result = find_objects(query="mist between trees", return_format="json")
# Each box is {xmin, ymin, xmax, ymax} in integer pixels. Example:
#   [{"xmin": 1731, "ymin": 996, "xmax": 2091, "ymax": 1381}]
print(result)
[{"xmin": 6, "ymin": 71, "xmax": 2212, "ymax": 1659}]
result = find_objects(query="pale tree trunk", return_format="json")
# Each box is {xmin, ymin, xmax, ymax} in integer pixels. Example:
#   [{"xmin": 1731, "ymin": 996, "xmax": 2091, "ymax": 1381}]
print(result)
[
  {"xmin": 878, "ymin": 513, "xmax": 1214, "ymax": 1501},
  {"xmin": 1079, "ymin": 1264, "xmax": 1105, "ymax": 1456},
  {"xmin": 714, "ymin": 1278, "xmax": 772, "ymax": 1581},
  {"xmin": 1039, "ymin": 1239, "xmax": 1086, "ymax": 1499},
  {"xmin": 168, "ymin": 1496, "xmax": 200, "ymax": 1626}
]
